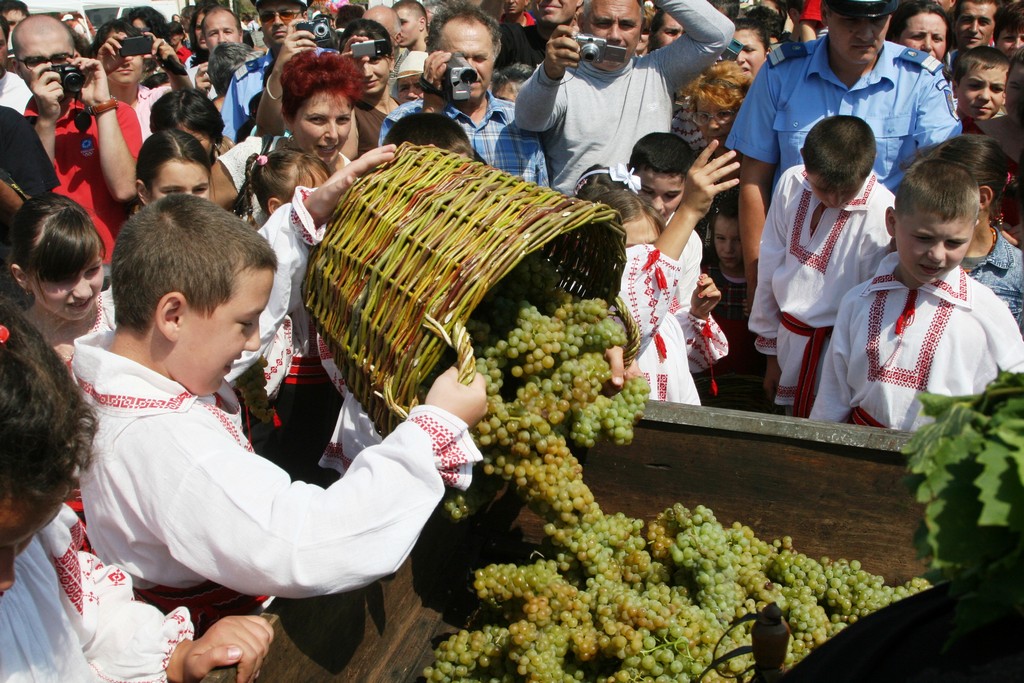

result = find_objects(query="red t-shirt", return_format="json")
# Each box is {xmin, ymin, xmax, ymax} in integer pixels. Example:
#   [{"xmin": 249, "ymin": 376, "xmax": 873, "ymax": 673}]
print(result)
[
  {"xmin": 26, "ymin": 98, "xmax": 143, "ymax": 262},
  {"xmin": 176, "ymin": 45, "xmax": 193, "ymax": 64}
]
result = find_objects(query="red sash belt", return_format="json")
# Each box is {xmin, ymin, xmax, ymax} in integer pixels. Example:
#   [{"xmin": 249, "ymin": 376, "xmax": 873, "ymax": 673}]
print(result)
[
  {"xmin": 780, "ymin": 313, "xmax": 833, "ymax": 418},
  {"xmin": 134, "ymin": 581, "xmax": 266, "ymax": 636},
  {"xmin": 284, "ymin": 355, "xmax": 329, "ymax": 385},
  {"xmin": 849, "ymin": 405, "xmax": 885, "ymax": 428}
]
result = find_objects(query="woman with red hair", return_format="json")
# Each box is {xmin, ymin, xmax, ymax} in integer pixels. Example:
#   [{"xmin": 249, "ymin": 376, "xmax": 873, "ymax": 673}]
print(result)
[{"xmin": 212, "ymin": 50, "xmax": 366, "ymax": 225}]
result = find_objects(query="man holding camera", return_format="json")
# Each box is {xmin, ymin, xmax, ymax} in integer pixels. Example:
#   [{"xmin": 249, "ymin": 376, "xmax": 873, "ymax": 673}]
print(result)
[
  {"xmin": 221, "ymin": 0, "xmax": 309, "ymax": 142},
  {"xmin": 13, "ymin": 14, "xmax": 140, "ymax": 261},
  {"xmin": 514, "ymin": 0, "xmax": 734, "ymax": 194},
  {"xmin": 379, "ymin": 0, "xmax": 547, "ymax": 185}
]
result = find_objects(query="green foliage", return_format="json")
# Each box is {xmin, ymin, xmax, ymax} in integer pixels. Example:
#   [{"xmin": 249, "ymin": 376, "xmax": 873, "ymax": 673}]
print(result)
[{"xmin": 904, "ymin": 372, "xmax": 1024, "ymax": 640}]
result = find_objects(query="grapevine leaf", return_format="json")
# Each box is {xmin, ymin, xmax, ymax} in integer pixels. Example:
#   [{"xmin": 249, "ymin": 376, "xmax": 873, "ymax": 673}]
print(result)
[
  {"xmin": 974, "ymin": 441, "xmax": 1014, "ymax": 528},
  {"xmin": 916, "ymin": 391, "xmax": 961, "ymax": 417},
  {"xmin": 908, "ymin": 425, "xmax": 983, "ymax": 503},
  {"xmin": 924, "ymin": 459, "xmax": 1009, "ymax": 566}
]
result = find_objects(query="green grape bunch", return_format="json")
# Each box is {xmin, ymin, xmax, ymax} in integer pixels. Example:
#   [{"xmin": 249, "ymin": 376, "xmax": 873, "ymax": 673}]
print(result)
[
  {"xmin": 234, "ymin": 356, "xmax": 275, "ymax": 423},
  {"xmin": 442, "ymin": 253, "xmax": 650, "ymax": 523}
]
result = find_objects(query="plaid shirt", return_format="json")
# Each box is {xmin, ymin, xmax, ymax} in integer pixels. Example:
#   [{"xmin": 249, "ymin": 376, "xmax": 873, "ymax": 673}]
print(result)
[{"xmin": 380, "ymin": 93, "xmax": 548, "ymax": 186}]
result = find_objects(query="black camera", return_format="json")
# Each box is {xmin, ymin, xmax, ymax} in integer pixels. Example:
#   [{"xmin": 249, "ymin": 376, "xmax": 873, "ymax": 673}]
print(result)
[
  {"xmin": 295, "ymin": 16, "xmax": 335, "ymax": 48},
  {"xmin": 443, "ymin": 54, "xmax": 477, "ymax": 101},
  {"xmin": 574, "ymin": 34, "xmax": 627, "ymax": 64},
  {"xmin": 50, "ymin": 64, "xmax": 85, "ymax": 94},
  {"xmin": 351, "ymin": 38, "xmax": 389, "ymax": 59}
]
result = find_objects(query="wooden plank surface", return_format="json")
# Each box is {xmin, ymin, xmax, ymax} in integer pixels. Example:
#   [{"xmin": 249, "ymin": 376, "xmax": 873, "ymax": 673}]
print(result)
[{"xmin": 203, "ymin": 404, "xmax": 925, "ymax": 682}]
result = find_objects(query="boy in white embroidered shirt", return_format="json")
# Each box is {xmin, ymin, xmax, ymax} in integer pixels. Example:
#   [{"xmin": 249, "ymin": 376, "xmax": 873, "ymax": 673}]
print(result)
[
  {"xmin": 749, "ymin": 116, "xmax": 893, "ymax": 417},
  {"xmin": 72, "ymin": 189, "xmax": 487, "ymax": 633},
  {"xmin": 811, "ymin": 160, "xmax": 1024, "ymax": 430},
  {"xmin": 0, "ymin": 298, "xmax": 273, "ymax": 683}
]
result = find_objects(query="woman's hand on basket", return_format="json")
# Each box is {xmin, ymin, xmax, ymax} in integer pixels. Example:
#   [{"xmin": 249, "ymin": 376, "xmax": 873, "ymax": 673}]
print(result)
[
  {"xmin": 425, "ymin": 366, "xmax": 487, "ymax": 427},
  {"xmin": 304, "ymin": 145, "xmax": 397, "ymax": 224}
]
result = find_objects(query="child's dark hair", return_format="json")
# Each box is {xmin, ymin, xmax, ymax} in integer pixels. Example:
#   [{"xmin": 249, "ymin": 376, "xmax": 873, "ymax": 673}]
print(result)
[
  {"xmin": 919, "ymin": 134, "xmax": 1008, "ymax": 206},
  {"xmin": 248, "ymin": 142, "xmax": 332, "ymax": 217},
  {"xmin": 136, "ymin": 129, "xmax": 212, "ymax": 191},
  {"xmin": 952, "ymin": 46, "xmax": 1010, "ymax": 84},
  {"xmin": 8, "ymin": 194, "xmax": 105, "ymax": 284},
  {"xmin": 629, "ymin": 132, "xmax": 696, "ymax": 177},
  {"xmin": 712, "ymin": 188, "xmax": 740, "ymax": 230},
  {"xmin": 150, "ymin": 89, "xmax": 227, "ymax": 162},
  {"xmin": 801, "ymin": 116, "xmax": 876, "ymax": 193},
  {"xmin": 112, "ymin": 195, "xmax": 277, "ymax": 332},
  {"xmin": 0, "ymin": 298, "xmax": 97, "ymax": 507},
  {"xmin": 895, "ymin": 159, "xmax": 980, "ymax": 223},
  {"xmin": 383, "ymin": 113, "xmax": 476, "ymax": 158}
]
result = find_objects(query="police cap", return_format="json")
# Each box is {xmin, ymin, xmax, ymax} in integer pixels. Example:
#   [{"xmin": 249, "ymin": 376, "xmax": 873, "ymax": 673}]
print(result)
[{"xmin": 823, "ymin": 0, "xmax": 899, "ymax": 18}]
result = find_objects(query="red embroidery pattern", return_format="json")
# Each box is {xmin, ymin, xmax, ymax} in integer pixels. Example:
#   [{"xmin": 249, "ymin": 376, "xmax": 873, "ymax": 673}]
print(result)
[
  {"xmin": 322, "ymin": 441, "xmax": 353, "ymax": 470},
  {"xmin": 90, "ymin": 292, "xmax": 105, "ymax": 333},
  {"xmin": 866, "ymin": 290, "xmax": 953, "ymax": 389},
  {"xmin": 668, "ymin": 295, "xmax": 683, "ymax": 315},
  {"xmin": 199, "ymin": 403, "xmax": 255, "ymax": 453},
  {"xmin": 106, "ymin": 566, "xmax": 128, "ymax": 587},
  {"xmin": 53, "ymin": 523, "xmax": 87, "ymax": 614},
  {"xmin": 931, "ymin": 269, "xmax": 969, "ymax": 302},
  {"xmin": 776, "ymin": 384, "xmax": 797, "ymax": 399},
  {"xmin": 657, "ymin": 374, "xmax": 669, "ymax": 401},
  {"xmin": 788, "ymin": 189, "xmax": 852, "ymax": 274},
  {"xmin": 409, "ymin": 414, "xmax": 467, "ymax": 487},
  {"xmin": 755, "ymin": 336, "xmax": 777, "ymax": 351},
  {"xmin": 78, "ymin": 379, "xmax": 192, "ymax": 411}
]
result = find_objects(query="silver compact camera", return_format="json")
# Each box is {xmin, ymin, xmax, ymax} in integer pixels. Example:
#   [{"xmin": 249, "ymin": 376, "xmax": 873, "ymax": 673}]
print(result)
[
  {"xmin": 444, "ymin": 53, "xmax": 477, "ymax": 101},
  {"xmin": 574, "ymin": 34, "xmax": 628, "ymax": 64}
]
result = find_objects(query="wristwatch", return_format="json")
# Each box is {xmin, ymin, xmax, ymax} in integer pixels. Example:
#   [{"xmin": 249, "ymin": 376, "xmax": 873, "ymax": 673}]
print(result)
[{"xmin": 86, "ymin": 98, "xmax": 118, "ymax": 116}]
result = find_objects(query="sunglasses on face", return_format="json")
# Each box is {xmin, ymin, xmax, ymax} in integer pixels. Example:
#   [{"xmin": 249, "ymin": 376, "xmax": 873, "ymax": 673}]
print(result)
[
  {"xmin": 693, "ymin": 110, "xmax": 737, "ymax": 125},
  {"xmin": 259, "ymin": 9, "xmax": 301, "ymax": 23},
  {"xmin": 19, "ymin": 52, "xmax": 73, "ymax": 68}
]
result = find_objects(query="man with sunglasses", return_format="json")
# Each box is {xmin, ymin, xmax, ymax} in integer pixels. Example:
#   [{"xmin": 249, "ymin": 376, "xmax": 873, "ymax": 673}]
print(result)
[
  {"xmin": 12, "ymin": 14, "xmax": 141, "ymax": 263},
  {"xmin": 221, "ymin": 0, "xmax": 308, "ymax": 142}
]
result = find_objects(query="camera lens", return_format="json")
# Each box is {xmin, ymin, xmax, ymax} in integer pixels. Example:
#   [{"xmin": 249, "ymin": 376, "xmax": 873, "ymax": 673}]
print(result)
[
  {"xmin": 459, "ymin": 67, "xmax": 478, "ymax": 84},
  {"xmin": 579, "ymin": 42, "xmax": 600, "ymax": 61}
]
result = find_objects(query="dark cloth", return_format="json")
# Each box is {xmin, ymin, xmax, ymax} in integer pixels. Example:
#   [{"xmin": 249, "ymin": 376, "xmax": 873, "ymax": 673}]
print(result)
[
  {"xmin": 702, "ymin": 266, "xmax": 764, "ymax": 377},
  {"xmin": 495, "ymin": 23, "xmax": 547, "ymax": 70},
  {"xmin": 354, "ymin": 99, "xmax": 393, "ymax": 159},
  {"xmin": 781, "ymin": 583, "xmax": 1024, "ymax": 683},
  {"xmin": 0, "ymin": 104, "xmax": 59, "ymax": 197}
]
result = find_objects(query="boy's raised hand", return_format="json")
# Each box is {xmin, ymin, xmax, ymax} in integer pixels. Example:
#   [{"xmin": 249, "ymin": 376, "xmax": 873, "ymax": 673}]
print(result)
[
  {"xmin": 678, "ymin": 141, "xmax": 740, "ymax": 220},
  {"xmin": 304, "ymin": 145, "xmax": 398, "ymax": 225},
  {"xmin": 166, "ymin": 615, "xmax": 274, "ymax": 683},
  {"xmin": 425, "ymin": 366, "xmax": 487, "ymax": 427}
]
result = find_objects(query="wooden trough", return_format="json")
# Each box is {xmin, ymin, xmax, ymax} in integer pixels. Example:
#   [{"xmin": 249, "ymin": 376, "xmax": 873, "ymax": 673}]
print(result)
[{"xmin": 203, "ymin": 402, "xmax": 923, "ymax": 683}]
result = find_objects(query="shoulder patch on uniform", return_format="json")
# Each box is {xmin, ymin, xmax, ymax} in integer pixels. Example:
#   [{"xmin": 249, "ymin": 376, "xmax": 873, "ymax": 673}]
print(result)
[
  {"xmin": 897, "ymin": 47, "xmax": 943, "ymax": 75},
  {"xmin": 767, "ymin": 41, "xmax": 813, "ymax": 67},
  {"xmin": 234, "ymin": 57, "xmax": 263, "ymax": 80}
]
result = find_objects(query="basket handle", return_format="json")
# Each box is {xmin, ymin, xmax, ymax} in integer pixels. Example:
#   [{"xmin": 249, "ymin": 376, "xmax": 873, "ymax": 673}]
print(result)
[
  {"xmin": 382, "ymin": 316, "xmax": 477, "ymax": 421},
  {"xmin": 615, "ymin": 296, "xmax": 641, "ymax": 369}
]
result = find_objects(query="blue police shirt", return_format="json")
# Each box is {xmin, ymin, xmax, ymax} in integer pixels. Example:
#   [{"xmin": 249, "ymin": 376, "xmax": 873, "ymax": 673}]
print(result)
[
  {"xmin": 727, "ymin": 38, "xmax": 961, "ymax": 191},
  {"xmin": 221, "ymin": 53, "xmax": 273, "ymax": 143}
]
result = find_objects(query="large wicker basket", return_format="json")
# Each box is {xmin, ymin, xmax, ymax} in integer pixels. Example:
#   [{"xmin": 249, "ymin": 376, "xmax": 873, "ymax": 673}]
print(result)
[{"xmin": 304, "ymin": 144, "xmax": 633, "ymax": 436}]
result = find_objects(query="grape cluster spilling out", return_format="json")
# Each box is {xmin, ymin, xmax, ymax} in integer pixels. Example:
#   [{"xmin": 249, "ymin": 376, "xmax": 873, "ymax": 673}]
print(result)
[
  {"xmin": 425, "ymin": 255, "xmax": 928, "ymax": 682},
  {"xmin": 441, "ymin": 254, "xmax": 649, "ymax": 523}
]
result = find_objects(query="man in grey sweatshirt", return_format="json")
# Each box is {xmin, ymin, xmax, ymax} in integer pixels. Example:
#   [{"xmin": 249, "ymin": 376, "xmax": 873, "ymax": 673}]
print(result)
[{"xmin": 514, "ymin": 0, "xmax": 734, "ymax": 195}]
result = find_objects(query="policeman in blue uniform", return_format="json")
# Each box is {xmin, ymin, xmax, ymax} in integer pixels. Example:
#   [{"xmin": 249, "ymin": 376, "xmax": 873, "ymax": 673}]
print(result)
[
  {"xmin": 726, "ymin": 0, "xmax": 961, "ymax": 298},
  {"xmin": 221, "ymin": 0, "xmax": 309, "ymax": 142}
]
